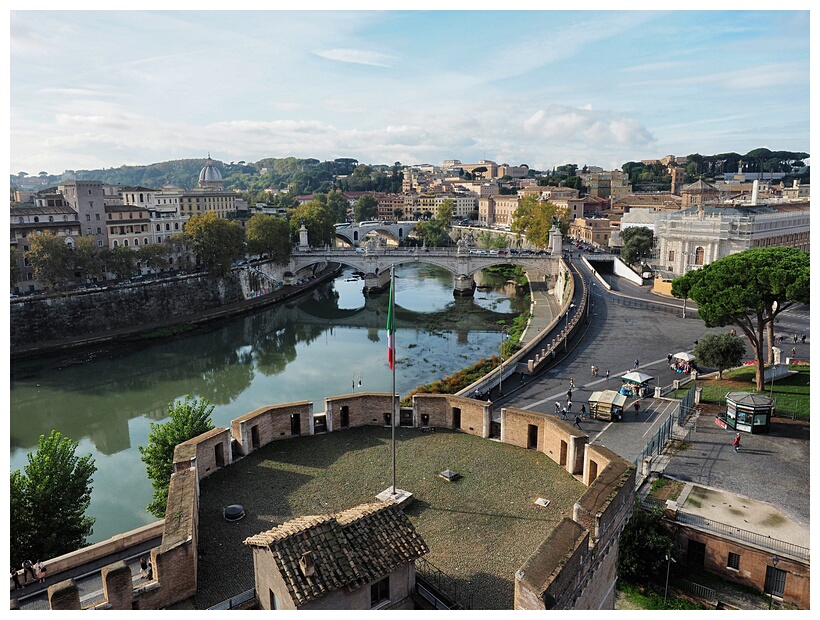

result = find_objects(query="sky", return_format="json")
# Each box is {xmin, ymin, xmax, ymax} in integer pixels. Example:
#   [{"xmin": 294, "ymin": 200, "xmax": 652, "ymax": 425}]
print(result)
[{"xmin": 6, "ymin": 4, "xmax": 813, "ymax": 177}]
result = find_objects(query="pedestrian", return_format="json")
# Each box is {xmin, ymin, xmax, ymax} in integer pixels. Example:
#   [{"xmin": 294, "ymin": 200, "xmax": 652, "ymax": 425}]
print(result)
[
  {"xmin": 555, "ymin": 401, "xmax": 561, "ymax": 413},
  {"xmin": 146, "ymin": 559, "xmax": 153, "ymax": 580},
  {"xmin": 594, "ymin": 366, "xmax": 599, "ymax": 377},
  {"xmin": 139, "ymin": 556, "xmax": 148, "ymax": 579},
  {"xmin": 561, "ymin": 407, "xmax": 567, "ymax": 420},
  {"xmin": 520, "ymin": 372, "xmax": 526, "ymax": 384},
  {"xmin": 567, "ymin": 388, "xmax": 573, "ymax": 400},
  {"xmin": 667, "ymin": 353, "xmax": 673, "ymax": 364},
  {"xmin": 569, "ymin": 377, "xmax": 575, "ymax": 389},
  {"xmin": 11, "ymin": 567, "xmax": 22, "ymax": 590},
  {"xmin": 801, "ymin": 333, "xmax": 806, "ymax": 344},
  {"xmin": 634, "ymin": 358, "xmax": 639, "ymax": 369},
  {"xmin": 793, "ymin": 333, "xmax": 798, "ymax": 343},
  {"xmin": 605, "ymin": 369, "xmax": 610, "ymax": 381},
  {"xmin": 567, "ymin": 400, "xmax": 573, "ymax": 413},
  {"xmin": 791, "ymin": 347, "xmax": 796, "ymax": 358},
  {"xmin": 22, "ymin": 559, "xmax": 35, "ymax": 583},
  {"xmin": 573, "ymin": 415, "xmax": 582, "ymax": 429},
  {"xmin": 590, "ymin": 364, "xmax": 595, "ymax": 377},
  {"xmin": 34, "ymin": 559, "xmax": 45, "ymax": 583},
  {"xmin": 732, "ymin": 432, "xmax": 741, "ymax": 453},
  {"xmin": 633, "ymin": 401, "xmax": 640, "ymax": 416}
]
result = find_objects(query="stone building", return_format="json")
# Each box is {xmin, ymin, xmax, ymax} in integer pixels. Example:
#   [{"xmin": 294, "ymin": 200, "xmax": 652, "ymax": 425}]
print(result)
[{"xmin": 244, "ymin": 502, "xmax": 429, "ymax": 610}]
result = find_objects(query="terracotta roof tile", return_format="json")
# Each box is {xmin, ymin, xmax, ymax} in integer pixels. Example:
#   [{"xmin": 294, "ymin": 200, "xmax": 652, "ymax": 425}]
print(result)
[{"xmin": 244, "ymin": 501, "xmax": 428, "ymax": 606}]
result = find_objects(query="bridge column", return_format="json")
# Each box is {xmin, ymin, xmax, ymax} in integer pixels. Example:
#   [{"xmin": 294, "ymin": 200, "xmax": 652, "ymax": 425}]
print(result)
[
  {"xmin": 363, "ymin": 269, "xmax": 391, "ymax": 295},
  {"xmin": 453, "ymin": 274, "xmax": 475, "ymax": 297}
]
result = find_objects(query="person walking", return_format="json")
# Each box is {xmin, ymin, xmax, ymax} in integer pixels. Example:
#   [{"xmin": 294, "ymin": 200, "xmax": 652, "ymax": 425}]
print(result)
[
  {"xmin": 633, "ymin": 401, "xmax": 640, "ymax": 416},
  {"xmin": 593, "ymin": 366, "xmax": 599, "ymax": 377},
  {"xmin": 732, "ymin": 433, "xmax": 741, "ymax": 452},
  {"xmin": 11, "ymin": 567, "xmax": 22, "ymax": 590},
  {"xmin": 667, "ymin": 353, "xmax": 673, "ymax": 364},
  {"xmin": 801, "ymin": 333, "xmax": 806, "ymax": 344},
  {"xmin": 590, "ymin": 364, "xmax": 596, "ymax": 377},
  {"xmin": 791, "ymin": 347, "xmax": 797, "ymax": 358},
  {"xmin": 566, "ymin": 400, "xmax": 573, "ymax": 413},
  {"xmin": 561, "ymin": 406, "xmax": 567, "ymax": 420},
  {"xmin": 793, "ymin": 333, "xmax": 798, "ymax": 343},
  {"xmin": 605, "ymin": 369, "xmax": 610, "ymax": 381},
  {"xmin": 139, "ymin": 556, "xmax": 148, "ymax": 579},
  {"xmin": 580, "ymin": 404, "xmax": 587, "ymax": 418},
  {"xmin": 146, "ymin": 559, "xmax": 153, "ymax": 580},
  {"xmin": 566, "ymin": 388, "xmax": 573, "ymax": 401},
  {"xmin": 555, "ymin": 401, "xmax": 561, "ymax": 414},
  {"xmin": 569, "ymin": 377, "xmax": 575, "ymax": 389},
  {"xmin": 634, "ymin": 358, "xmax": 639, "ymax": 369},
  {"xmin": 573, "ymin": 415, "xmax": 582, "ymax": 429}
]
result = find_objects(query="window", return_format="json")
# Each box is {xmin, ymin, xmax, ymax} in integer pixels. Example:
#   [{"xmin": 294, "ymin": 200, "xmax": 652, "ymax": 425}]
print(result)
[
  {"xmin": 124, "ymin": 239, "xmax": 129, "ymax": 247},
  {"xmin": 727, "ymin": 552, "xmax": 740, "ymax": 570},
  {"xmin": 87, "ymin": 227, "xmax": 92, "ymax": 235},
  {"xmin": 113, "ymin": 240, "xmax": 118, "ymax": 248},
  {"xmin": 98, "ymin": 240, "xmax": 103, "ymax": 247},
  {"xmin": 89, "ymin": 201, "xmax": 94, "ymax": 208},
  {"xmin": 144, "ymin": 237, "xmax": 149, "ymax": 245},
  {"xmin": 97, "ymin": 227, "xmax": 101, "ymax": 234},
  {"xmin": 370, "ymin": 577, "xmax": 389, "ymax": 608},
  {"xmin": 134, "ymin": 238, "xmax": 139, "ymax": 246},
  {"xmin": 156, "ymin": 224, "xmax": 161, "ymax": 232},
  {"xmin": 695, "ymin": 247, "xmax": 705, "ymax": 265},
  {"xmin": 668, "ymin": 250, "xmax": 675, "ymax": 262},
  {"xmin": 86, "ymin": 214, "xmax": 91, "ymax": 221},
  {"xmin": 96, "ymin": 213, "xmax": 100, "ymax": 220}
]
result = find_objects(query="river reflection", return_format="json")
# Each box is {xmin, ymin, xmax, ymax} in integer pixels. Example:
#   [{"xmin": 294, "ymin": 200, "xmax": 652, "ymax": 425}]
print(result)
[{"xmin": 9, "ymin": 263, "xmax": 525, "ymax": 542}]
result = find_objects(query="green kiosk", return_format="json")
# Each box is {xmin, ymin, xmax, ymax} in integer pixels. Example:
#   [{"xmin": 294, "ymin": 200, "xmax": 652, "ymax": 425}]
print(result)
[{"xmin": 721, "ymin": 392, "xmax": 773, "ymax": 434}]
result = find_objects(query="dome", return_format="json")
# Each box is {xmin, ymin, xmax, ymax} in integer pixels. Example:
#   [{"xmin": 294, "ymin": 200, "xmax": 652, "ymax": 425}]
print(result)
[{"xmin": 199, "ymin": 156, "xmax": 222, "ymax": 183}]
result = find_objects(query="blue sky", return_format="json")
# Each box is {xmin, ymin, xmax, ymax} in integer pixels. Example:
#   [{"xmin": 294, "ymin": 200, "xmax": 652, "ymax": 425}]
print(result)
[{"xmin": 7, "ymin": 5, "xmax": 812, "ymax": 176}]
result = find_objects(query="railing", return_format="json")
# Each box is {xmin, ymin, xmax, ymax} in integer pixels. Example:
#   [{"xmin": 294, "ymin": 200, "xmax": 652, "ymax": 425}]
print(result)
[
  {"xmin": 207, "ymin": 588, "xmax": 256, "ymax": 610},
  {"xmin": 414, "ymin": 557, "xmax": 471, "ymax": 610},
  {"xmin": 610, "ymin": 295, "xmax": 698, "ymax": 319},
  {"xmin": 673, "ymin": 577, "xmax": 717, "ymax": 603},
  {"xmin": 675, "ymin": 512, "xmax": 810, "ymax": 561}
]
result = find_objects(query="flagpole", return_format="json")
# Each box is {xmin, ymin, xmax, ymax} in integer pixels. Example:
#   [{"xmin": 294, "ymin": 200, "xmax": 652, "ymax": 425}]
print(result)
[{"xmin": 390, "ymin": 264, "xmax": 397, "ymax": 496}]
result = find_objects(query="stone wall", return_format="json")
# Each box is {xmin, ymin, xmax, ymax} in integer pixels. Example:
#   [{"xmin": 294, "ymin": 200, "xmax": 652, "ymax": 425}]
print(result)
[{"xmin": 231, "ymin": 402, "xmax": 314, "ymax": 456}]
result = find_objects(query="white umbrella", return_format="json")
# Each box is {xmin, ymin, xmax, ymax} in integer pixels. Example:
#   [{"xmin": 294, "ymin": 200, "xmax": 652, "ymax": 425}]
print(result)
[
  {"xmin": 673, "ymin": 352, "xmax": 696, "ymax": 362},
  {"xmin": 621, "ymin": 371, "xmax": 654, "ymax": 384}
]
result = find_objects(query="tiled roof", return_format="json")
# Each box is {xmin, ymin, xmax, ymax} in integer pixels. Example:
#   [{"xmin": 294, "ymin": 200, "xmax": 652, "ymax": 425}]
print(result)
[{"xmin": 244, "ymin": 501, "xmax": 428, "ymax": 606}]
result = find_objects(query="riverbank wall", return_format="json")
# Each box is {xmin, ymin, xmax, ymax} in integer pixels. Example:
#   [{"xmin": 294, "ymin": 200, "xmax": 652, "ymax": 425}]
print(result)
[{"xmin": 10, "ymin": 262, "xmax": 342, "ymax": 359}]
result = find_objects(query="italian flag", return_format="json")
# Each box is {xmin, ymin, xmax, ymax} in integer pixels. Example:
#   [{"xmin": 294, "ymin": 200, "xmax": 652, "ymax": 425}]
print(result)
[{"xmin": 387, "ymin": 275, "xmax": 395, "ymax": 370}]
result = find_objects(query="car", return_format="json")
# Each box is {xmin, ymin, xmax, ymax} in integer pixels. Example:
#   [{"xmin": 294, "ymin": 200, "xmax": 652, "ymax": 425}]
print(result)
[{"xmin": 355, "ymin": 247, "xmax": 365, "ymax": 253}]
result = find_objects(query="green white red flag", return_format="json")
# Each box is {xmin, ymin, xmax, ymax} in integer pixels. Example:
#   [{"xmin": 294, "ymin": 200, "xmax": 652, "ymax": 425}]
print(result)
[{"xmin": 387, "ymin": 273, "xmax": 395, "ymax": 370}]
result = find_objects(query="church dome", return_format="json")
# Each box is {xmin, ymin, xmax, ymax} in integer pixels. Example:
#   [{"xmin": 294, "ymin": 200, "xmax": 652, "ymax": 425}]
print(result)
[{"xmin": 199, "ymin": 156, "xmax": 222, "ymax": 183}]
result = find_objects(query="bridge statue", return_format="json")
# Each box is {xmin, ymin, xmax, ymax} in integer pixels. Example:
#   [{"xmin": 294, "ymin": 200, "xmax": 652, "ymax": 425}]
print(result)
[{"xmin": 456, "ymin": 236, "xmax": 469, "ymax": 256}]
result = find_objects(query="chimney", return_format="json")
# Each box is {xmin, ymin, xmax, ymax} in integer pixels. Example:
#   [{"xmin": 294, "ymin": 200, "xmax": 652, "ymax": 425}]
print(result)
[{"xmin": 299, "ymin": 551, "xmax": 315, "ymax": 577}]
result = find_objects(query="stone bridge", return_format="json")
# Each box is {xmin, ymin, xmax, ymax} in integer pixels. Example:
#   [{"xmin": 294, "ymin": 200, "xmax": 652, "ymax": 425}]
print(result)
[
  {"xmin": 333, "ymin": 221, "xmax": 417, "ymax": 247},
  {"xmin": 287, "ymin": 247, "xmax": 557, "ymax": 295}
]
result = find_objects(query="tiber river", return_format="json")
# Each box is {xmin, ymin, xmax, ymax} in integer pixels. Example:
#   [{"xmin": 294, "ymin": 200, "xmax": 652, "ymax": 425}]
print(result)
[{"xmin": 9, "ymin": 263, "xmax": 527, "ymax": 543}]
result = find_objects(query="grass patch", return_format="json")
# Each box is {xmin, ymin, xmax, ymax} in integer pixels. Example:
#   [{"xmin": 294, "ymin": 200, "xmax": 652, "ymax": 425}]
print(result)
[{"xmin": 617, "ymin": 581, "xmax": 705, "ymax": 610}]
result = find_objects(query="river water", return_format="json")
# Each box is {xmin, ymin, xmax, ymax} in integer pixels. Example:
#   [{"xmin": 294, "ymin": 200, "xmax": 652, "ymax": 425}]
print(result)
[{"xmin": 9, "ymin": 263, "xmax": 525, "ymax": 543}]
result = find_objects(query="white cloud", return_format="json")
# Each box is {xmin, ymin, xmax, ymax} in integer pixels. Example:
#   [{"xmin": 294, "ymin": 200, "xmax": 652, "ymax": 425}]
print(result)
[
  {"xmin": 313, "ymin": 48, "xmax": 396, "ymax": 67},
  {"xmin": 523, "ymin": 106, "xmax": 656, "ymax": 148}
]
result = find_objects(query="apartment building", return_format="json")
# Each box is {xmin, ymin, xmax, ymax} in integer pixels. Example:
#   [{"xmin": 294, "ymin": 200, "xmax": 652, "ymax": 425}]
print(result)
[
  {"xmin": 105, "ymin": 204, "xmax": 152, "ymax": 249},
  {"xmin": 59, "ymin": 180, "xmax": 109, "ymax": 247}
]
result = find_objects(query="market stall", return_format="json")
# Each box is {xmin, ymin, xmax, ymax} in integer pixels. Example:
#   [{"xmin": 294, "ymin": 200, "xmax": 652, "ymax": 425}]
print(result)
[
  {"xmin": 588, "ymin": 390, "xmax": 627, "ymax": 421},
  {"xmin": 671, "ymin": 351, "xmax": 696, "ymax": 373},
  {"xmin": 620, "ymin": 371, "xmax": 654, "ymax": 398}
]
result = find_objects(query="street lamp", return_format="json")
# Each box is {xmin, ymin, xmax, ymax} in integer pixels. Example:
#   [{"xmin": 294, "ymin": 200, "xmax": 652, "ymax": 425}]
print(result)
[
  {"xmin": 352, "ymin": 371, "xmax": 362, "ymax": 392},
  {"xmin": 664, "ymin": 553, "xmax": 676, "ymax": 607},
  {"xmin": 769, "ymin": 555, "xmax": 780, "ymax": 609},
  {"xmin": 498, "ymin": 326, "xmax": 511, "ymax": 396}
]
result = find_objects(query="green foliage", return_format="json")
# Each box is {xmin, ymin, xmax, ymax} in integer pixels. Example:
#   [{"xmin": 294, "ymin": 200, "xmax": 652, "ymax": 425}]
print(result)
[
  {"xmin": 353, "ymin": 194, "xmax": 379, "ymax": 222},
  {"xmin": 511, "ymin": 195, "xmax": 569, "ymax": 247},
  {"xmin": 325, "ymin": 189, "xmax": 350, "ymax": 223},
  {"xmin": 402, "ymin": 356, "xmax": 501, "ymax": 404},
  {"xmin": 10, "ymin": 245, "xmax": 21, "ymax": 287},
  {"xmin": 183, "ymin": 212, "xmax": 245, "ymax": 276},
  {"xmin": 245, "ymin": 214, "xmax": 292, "ymax": 264},
  {"xmin": 437, "ymin": 198, "xmax": 454, "ymax": 227},
  {"xmin": 136, "ymin": 242, "xmax": 172, "ymax": 272},
  {"xmin": 103, "ymin": 245, "xmax": 139, "ymax": 279},
  {"xmin": 139, "ymin": 396, "xmax": 215, "ymax": 518},
  {"xmin": 618, "ymin": 503, "xmax": 676, "ymax": 584},
  {"xmin": 617, "ymin": 581, "xmax": 705, "ymax": 610},
  {"xmin": 10, "ymin": 430, "xmax": 97, "ymax": 564},
  {"xmin": 25, "ymin": 231, "xmax": 73, "ymax": 290},
  {"xmin": 290, "ymin": 200, "xmax": 335, "ymax": 247},
  {"xmin": 693, "ymin": 333, "xmax": 745, "ymax": 378},
  {"xmin": 620, "ymin": 226, "xmax": 654, "ymax": 266},
  {"xmin": 414, "ymin": 217, "xmax": 449, "ymax": 247},
  {"xmin": 672, "ymin": 247, "xmax": 809, "ymax": 390}
]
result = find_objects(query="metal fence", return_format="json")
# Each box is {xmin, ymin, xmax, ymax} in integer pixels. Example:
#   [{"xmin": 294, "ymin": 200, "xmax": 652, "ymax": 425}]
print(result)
[
  {"xmin": 675, "ymin": 512, "xmax": 810, "ymax": 562},
  {"xmin": 414, "ymin": 557, "xmax": 471, "ymax": 610},
  {"xmin": 207, "ymin": 588, "xmax": 256, "ymax": 610},
  {"xmin": 673, "ymin": 577, "xmax": 718, "ymax": 603},
  {"xmin": 610, "ymin": 295, "xmax": 698, "ymax": 319},
  {"xmin": 634, "ymin": 410, "xmax": 677, "ymax": 466}
]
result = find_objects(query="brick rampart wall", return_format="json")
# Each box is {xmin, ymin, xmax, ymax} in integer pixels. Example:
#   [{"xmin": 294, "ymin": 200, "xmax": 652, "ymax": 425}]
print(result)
[{"xmin": 231, "ymin": 402, "xmax": 314, "ymax": 456}]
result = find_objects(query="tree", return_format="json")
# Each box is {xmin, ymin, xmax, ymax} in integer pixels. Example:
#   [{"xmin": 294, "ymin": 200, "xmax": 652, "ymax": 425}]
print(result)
[
  {"xmin": 621, "ymin": 226, "xmax": 654, "ymax": 266},
  {"xmin": 437, "ymin": 199, "xmax": 454, "ymax": 228},
  {"xmin": 511, "ymin": 195, "xmax": 568, "ymax": 248},
  {"xmin": 137, "ymin": 243, "xmax": 172, "ymax": 273},
  {"xmin": 618, "ymin": 503, "xmax": 675, "ymax": 585},
  {"xmin": 245, "ymin": 214, "xmax": 292, "ymax": 264},
  {"xmin": 10, "ymin": 246, "xmax": 21, "ymax": 288},
  {"xmin": 694, "ymin": 333, "xmax": 746, "ymax": 379},
  {"xmin": 139, "ymin": 396, "xmax": 215, "ymax": 518},
  {"xmin": 25, "ymin": 231, "xmax": 73, "ymax": 291},
  {"xmin": 326, "ymin": 189, "xmax": 350, "ymax": 223},
  {"xmin": 183, "ymin": 212, "xmax": 245, "ymax": 276},
  {"xmin": 102, "ymin": 246, "xmax": 138, "ymax": 279},
  {"xmin": 72, "ymin": 236, "xmax": 105, "ymax": 282},
  {"xmin": 354, "ymin": 194, "xmax": 379, "ymax": 222},
  {"xmin": 290, "ymin": 200, "xmax": 335, "ymax": 247},
  {"xmin": 10, "ymin": 430, "xmax": 97, "ymax": 563},
  {"xmin": 672, "ymin": 247, "xmax": 809, "ymax": 390}
]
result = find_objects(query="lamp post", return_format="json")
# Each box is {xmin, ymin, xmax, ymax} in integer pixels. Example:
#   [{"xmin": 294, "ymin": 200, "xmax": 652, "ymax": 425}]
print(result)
[
  {"xmin": 352, "ymin": 371, "xmax": 362, "ymax": 392},
  {"xmin": 498, "ymin": 325, "xmax": 510, "ymax": 396},
  {"xmin": 663, "ymin": 553, "xmax": 676, "ymax": 607},
  {"xmin": 768, "ymin": 555, "xmax": 780, "ymax": 609}
]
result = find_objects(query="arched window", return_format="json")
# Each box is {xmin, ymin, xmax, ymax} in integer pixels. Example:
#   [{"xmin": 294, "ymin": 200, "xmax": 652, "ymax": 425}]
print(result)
[
  {"xmin": 695, "ymin": 247, "xmax": 705, "ymax": 265},
  {"xmin": 156, "ymin": 224, "xmax": 161, "ymax": 231},
  {"xmin": 139, "ymin": 193, "xmax": 144, "ymax": 203},
  {"xmin": 113, "ymin": 240, "xmax": 118, "ymax": 248},
  {"xmin": 33, "ymin": 217, "xmax": 39, "ymax": 223},
  {"xmin": 134, "ymin": 238, "xmax": 139, "ymax": 246},
  {"xmin": 124, "ymin": 239, "xmax": 129, "ymax": 247},
  {"xmin": 166, "ymin": 223, "xmax": 170, "ymax": 231},
  {"xmin": 144, "ymin": 237, "xmax": 149, "ymax": 245}
]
